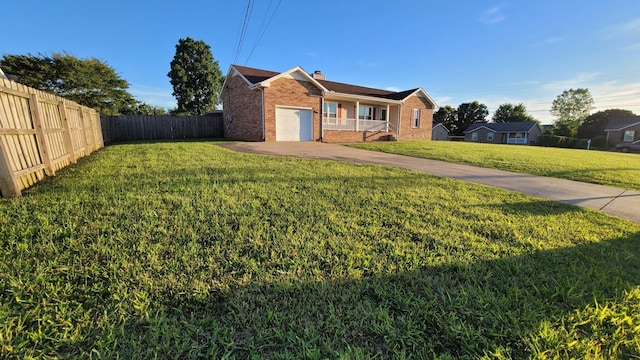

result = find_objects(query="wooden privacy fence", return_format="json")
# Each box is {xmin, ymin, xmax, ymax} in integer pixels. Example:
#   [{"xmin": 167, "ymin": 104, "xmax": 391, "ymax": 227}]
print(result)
[
  {"xmin": 0, "ymin": 79, "xmax": 103, "ymax": 197},
  {"xmin": 101, "ymin": 113, "xmax": 224, "ymax": 145}
]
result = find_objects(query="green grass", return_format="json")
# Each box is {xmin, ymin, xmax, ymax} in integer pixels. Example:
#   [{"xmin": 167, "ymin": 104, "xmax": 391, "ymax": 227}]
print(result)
[
  {"xmin": 349, "ymin": 141, "xmax": 640, "ymax": 190},
  {"xmin": 1, "ymin": 141, "xmax": 639, "ymax": 359}
]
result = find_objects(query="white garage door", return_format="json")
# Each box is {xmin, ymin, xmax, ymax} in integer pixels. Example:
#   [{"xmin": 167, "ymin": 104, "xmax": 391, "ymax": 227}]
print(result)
[{"xmin": 275, "ymin": 107, "xmax": 313, "ymax": 141}]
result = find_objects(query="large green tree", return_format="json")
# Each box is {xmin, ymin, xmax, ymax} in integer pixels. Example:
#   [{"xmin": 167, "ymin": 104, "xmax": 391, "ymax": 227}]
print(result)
[
  {"xmin": 550, "ymin": 88, "xmax": 594, "ymax": 137},
  {"xmin": 168, "ymin": 37, "xmax": 223, "ymax": 115},
  {"xmin": 453, "ymin": 101, "xmax": 488, "ymax": 135},
  {"xmin": 433, "ymin": 105, "xmax": 457, "ymax": 131},
  {"xmin": 493, "ymin": 103, "xmax": 537, "ymax": 123},
  {"xmin": 0, "ymin": 53, "xmax": 137, "ymax": 115},
  {"xmin": 576, "ymin": 109, "xmax": 635, "ymax": 139}
]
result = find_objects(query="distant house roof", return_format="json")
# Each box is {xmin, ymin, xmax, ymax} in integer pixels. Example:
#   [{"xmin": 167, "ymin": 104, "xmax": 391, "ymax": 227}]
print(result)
[
  {"xmin": 464, "ymin": 121, "xmax": 540, "ymax": 133},
  {"xmin": 432, "ymin": 122, "xmax": 449, "ymax": 132},
  {"xmin": 605, "ymin": 116, "xmax": 640, "ymax": 131},
  {"xmin": 228, "ymin": 64, "xmax": 436, "ymax": 106},
  {"xmin": 0, "ymin": 67, "xmax": 7, "ymax": 80}
]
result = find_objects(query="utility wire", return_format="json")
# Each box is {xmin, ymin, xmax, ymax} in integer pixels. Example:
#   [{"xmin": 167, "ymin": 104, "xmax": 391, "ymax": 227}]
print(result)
[
  {"xmin": 233, "ymin": 0, "xmax": 255, "ymax": 65},
  {"xmin": 245, "ymin": 0, "xmax": 283, "ymax": 64}
]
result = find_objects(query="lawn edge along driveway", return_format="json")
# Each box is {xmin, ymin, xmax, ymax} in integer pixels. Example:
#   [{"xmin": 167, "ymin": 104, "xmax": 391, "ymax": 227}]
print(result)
[{"xmin": 217, "ymin": 142, "xmax": 640, "ymax": 224}]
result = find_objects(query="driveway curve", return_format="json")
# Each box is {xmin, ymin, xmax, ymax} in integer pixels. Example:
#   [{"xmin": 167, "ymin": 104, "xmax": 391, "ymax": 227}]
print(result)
[{"xmin": 217, "ymin": 142, "xmax": 640, "ymax": 224}]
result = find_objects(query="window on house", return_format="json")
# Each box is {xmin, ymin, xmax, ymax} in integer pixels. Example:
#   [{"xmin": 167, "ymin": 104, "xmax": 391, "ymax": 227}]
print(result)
[
  {"xmin": 472, "ymin": 132, "xmax": 478, "ymax": 141},
  {"xmin": 358, "ymin": 105, "xmax": 373, "ymax": 120},
  {"xmin": 624, "ymin": 130, "xmax": 635, "ymax": 142},
  {"xmin": 412, "ymin": 109, "xmax": 420, "ymax": 128},
  {"xmin": 487, "ymin": 132, "xmax": 494, "ymax": 141},
  {"xmin": 324, "ymin": 102, "xmax": 337, "ymax": 124}
]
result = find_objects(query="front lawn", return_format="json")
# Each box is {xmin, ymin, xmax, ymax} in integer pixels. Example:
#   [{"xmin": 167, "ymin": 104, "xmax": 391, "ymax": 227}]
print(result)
[
  {"xmin": 349, "ymin": 141, "xmax": 640, "ymax": 190},
  {"xmin": 1, "ymin": 141, "xmax": 639, "ymax": 359}
]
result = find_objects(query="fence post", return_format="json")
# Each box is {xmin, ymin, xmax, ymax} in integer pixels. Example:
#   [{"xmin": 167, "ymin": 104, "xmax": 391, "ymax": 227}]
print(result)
[
  {"xmin": 28, "ymin": 93, "xmax": 55, "ymax": 176},
  {"xmin": 78, "ymin": 108, "xmax": 90, "ymax": 156},
  {"xmin": 58, "ymin": 100, "xmax": 77, "ymax": 164}
]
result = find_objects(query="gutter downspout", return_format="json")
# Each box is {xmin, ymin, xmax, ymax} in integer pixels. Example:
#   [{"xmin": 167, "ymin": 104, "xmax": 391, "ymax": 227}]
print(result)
[
  {"xmin": 321, "ymin": 96, "xmax": 324, "ymax": 142},
  {"xmin": 261, "ymin": 88, "xmax": 265, "ymax": 141}
]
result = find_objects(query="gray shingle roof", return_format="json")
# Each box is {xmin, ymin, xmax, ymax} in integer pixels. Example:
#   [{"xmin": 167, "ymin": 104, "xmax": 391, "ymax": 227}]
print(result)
[
  {"xmin": 464, "ymin": 122, "xmax": 539, "ymax": 133},
  {"xmin": 605, "ymin": 116, "xmax": 640, "ymax": 131}
]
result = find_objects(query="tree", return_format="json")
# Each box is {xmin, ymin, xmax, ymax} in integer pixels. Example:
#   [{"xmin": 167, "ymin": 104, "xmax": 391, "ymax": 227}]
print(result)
[
  {"xmin": 493, "ymin": 103, "xmax": 537, "ymax": 123},
  {"xmin": 0, "ymin": 53, "xmax": 137, "ymax": 115},
  {"xmin": 433, "ymin": 105, "xmax": 457, "ymax": 130},
  {"xmin": 168, "ymin": 37, "xmax": 223, "ymax": 115},
  {"xmin": 135, "ymin": 102, "xmax": 167, "ymax": 115},
  {"xmin": 550, "ymin": 88, "xmax": 594, "ymax": 137},
  {"xmin": 453, "ymin": 101, "xmax": 488, "ymax": 135},
  {"xmin": 577, "ymin": 109, "xmax": 635, "ymax": 139}
]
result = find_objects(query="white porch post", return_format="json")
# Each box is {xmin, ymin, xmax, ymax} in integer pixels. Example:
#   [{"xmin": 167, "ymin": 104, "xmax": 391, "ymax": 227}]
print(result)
[
  {"xmin": 386, "ymin": 104, "xmax": 390, "ymax": 132},
  {"xmin": 355, "ymin": 100, "xmax": 359, "ymax": 132}
]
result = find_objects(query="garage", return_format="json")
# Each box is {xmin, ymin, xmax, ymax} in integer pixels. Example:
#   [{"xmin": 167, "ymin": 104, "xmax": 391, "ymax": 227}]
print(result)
[{"xmin": 275, "ymin": 107, "xmax": 313, "ymax": 141}]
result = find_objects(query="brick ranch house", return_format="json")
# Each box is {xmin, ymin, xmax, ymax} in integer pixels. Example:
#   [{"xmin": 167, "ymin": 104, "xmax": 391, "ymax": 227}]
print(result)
[
  {"xmin": 464, "ymin": 122, "xmax": 542, "ymax": 145},
  {"xmin": 220, "ymin": 65, "xmax": 437, "ymax": 142},
  {"xmin": 605, "ymin": 116, "xmax": 640, "ymax": 147}
]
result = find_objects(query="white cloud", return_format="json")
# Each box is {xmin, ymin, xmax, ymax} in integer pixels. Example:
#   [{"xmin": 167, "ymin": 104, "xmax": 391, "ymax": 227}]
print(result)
[
  {"xmin": 435, "ymin": 96, "xmax": 452, "ymax": 105},
  {"xmin": 540, "ymin": 72, "xmax": 600, "ymax": 91},
  {"xmin": 479, "ymin": 6, "xmax": 505, "ymax": 24},
  {"xmin": 129, "ymin": 84, "xmax": 176, "ymax": 109},
  {"xmin": 599, "ymin": 17, "xmax": 640, "ymax": 38},
  {"xmin": 624, "ymin": 42, "xmax": 640, "ymax": 51},
  {"xmin": 385, "ymin": 86, "xmax": 401, "ymax": 92}
]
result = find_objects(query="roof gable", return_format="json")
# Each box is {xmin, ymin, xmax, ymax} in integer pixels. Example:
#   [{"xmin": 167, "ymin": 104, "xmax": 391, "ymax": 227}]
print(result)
[
  {"xmin": 605, "ymin": 116, "xmax": 640, "ymax": 131},
  {"xmin": 464, "ymin": 122, "xmax": 539, "ymax": 133},
  {"xmin": 433, "ymin": 122, "xmax": 449, "ymax": 132}
]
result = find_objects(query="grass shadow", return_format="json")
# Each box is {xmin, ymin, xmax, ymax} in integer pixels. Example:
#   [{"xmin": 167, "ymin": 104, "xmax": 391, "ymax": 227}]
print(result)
[{"xmin": 99, "ymin": 231, "xmax": 640, "ymax": 359}]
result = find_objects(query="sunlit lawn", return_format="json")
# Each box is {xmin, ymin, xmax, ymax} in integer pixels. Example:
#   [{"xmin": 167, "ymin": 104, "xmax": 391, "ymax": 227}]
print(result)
[
  {"xmin": 1, "ymin": 141, "xmax": 639, "ymax": 359},
  {"xmin": 350, "ymin": 141, "xmax": 640, "ymax": 190}
]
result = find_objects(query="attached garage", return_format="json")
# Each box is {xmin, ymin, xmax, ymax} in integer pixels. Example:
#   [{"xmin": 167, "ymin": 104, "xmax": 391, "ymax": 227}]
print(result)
[{"xmin": 275, "ymin": 107, "xmax": 313, "ymax": 141}]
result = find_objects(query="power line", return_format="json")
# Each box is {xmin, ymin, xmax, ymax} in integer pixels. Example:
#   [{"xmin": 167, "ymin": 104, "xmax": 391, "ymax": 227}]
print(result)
[
  {"xmin": 245, "ymin": 0, "xmax": 283, "ymax": 64},
  {"xmin": 233, "ymin": 0, "xmax": 255, "ymax": 65}
]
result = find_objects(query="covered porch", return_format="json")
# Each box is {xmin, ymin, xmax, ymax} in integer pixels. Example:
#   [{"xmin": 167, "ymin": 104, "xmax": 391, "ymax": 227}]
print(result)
[
  {"xmin": 321, "ymin": 96, "xmax": 401, "ymax": 135},
  {"xmin": 503, "ymin": 132, "xmax": 529, "ymax": 144}
]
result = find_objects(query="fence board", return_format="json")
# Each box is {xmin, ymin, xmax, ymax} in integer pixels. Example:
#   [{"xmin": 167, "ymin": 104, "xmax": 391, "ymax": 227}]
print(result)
[
  {"xmin": 100, "ymin": 113, "xmax": 224, "ymax": 145},
  {"xmin": 0, "ymin": 79, "xmax": 104, "ymax": 197}
]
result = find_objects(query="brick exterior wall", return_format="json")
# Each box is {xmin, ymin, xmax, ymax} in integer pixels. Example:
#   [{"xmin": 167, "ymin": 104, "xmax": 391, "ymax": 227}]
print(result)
[
  {"xmin": 607, "ymin": 124, "xmax": 640, "ymax": 146},
  {"xmin": 322, "ymin": 130, "xmax": 396, "ymax": 143},
  {"xmin": 222, "ymin": 72, "xmax": 263, "ymax": 141},
  {"xmin": 263, "ymin": 77, "xmax": 322, "ymax": 141},
  {"xmin": 397, "ymin": 95, "xmax": 433, "ymax": 141},
  {"xmin": 222, "ymin": 68, "xmax": 435, "ymax": 143}
]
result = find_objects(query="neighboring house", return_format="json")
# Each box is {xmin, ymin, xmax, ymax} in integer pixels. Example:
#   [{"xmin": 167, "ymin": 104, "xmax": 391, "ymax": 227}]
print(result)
[
  {"xmin": 220, "ymin": 65, "xmax": 437, "ymax": 142},
  {"xmin": 432, "ymin": 122, "xmax": 449, "ymax": 141},
  {"xmin": 0, "ymin": 67, "xmax": 8, "ymax": 80},
  {"xmin": 463, "ymin": 122, "xmax": 542, "ymax": 145},
  {"xmin": 604, "ymin": 116, "xmax": 640, "ymax": 147}
]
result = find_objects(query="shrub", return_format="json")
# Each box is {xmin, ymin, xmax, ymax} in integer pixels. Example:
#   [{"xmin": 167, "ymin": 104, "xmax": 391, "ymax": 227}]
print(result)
[{"xmin": 537, "ymin": 135, "xmax": 579, "ymax": 148}]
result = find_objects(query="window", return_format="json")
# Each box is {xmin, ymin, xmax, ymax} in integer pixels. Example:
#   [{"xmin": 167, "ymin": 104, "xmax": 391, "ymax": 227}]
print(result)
[
  {"xmin": 324, "ymin": 102, "xmax": 337, "ymax": 124},
  {"xmin": 358, "ymin": 105, "xmax": 373, "ymax": 120},
  {"xmin": 624, "ymin": 130, "xmax": 635, "ymax": 142},
  {"xmin": 487, "ymin": 132, "xmax": 494, "ymax": 141},
  {"xmin": 412, "ymin": 109, "xmax": 420, "ymax": 128},
  {"xmin": 471, "ymin": 132, "xmax": 478, "ymax": 141}
]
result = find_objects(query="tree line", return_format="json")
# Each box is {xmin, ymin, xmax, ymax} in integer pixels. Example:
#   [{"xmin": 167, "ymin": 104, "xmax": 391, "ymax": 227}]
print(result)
[
  {"xmin": 0, "ymin": 37, "xmax": 223, "ymax": 116},
  {"xmin": 436, "ymin": 88, "xmax": 635, "ymax": 139},
  {"xmin": 435, "ymin": 101, "xmax": 537, "ymax": 136}
]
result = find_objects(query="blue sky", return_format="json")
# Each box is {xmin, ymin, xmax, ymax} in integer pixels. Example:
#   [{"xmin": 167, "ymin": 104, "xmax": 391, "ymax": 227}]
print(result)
[{"xmin": 3, "ymin": 1, "xmax": 640, "ymax": 124}]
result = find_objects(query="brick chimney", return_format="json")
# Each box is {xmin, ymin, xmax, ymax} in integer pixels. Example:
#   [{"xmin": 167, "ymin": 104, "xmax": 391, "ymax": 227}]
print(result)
[{"xmin": 311, "ymin": 70, "xmax": 325, "ymax": 80}]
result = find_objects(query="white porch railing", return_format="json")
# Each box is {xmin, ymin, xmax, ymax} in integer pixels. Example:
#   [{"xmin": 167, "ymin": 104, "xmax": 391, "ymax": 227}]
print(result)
[
  {"xmin": 322, "ymin": 117, "xmax": 391, "ymax": 132},
  {"xmin": 506, "ymin": 138, "xmax": 528, "ymax": 144}
]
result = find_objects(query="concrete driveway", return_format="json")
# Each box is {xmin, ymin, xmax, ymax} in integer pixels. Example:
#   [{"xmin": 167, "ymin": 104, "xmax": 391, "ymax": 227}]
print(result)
[{"xmin": 217, "ymin": 142, "xmax": 640, "ymax": 224}]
